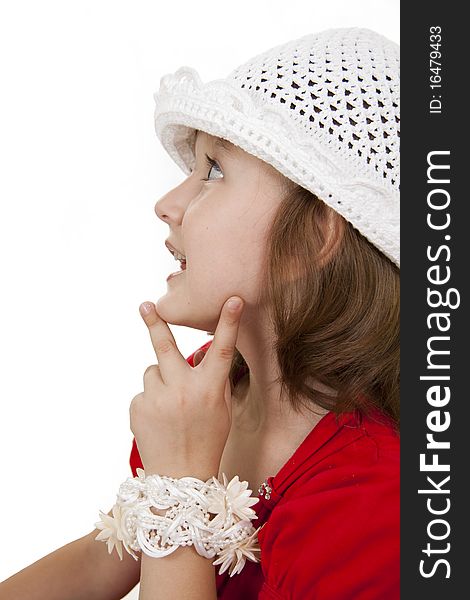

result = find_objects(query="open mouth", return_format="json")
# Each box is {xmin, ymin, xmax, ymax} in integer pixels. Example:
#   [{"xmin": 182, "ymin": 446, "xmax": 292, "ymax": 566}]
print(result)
[
  {"xmin": 165, "ymin": 241, "xmax": 187, "ymax": 279},
  {"xmin": 175, "ymin": 260, "xmax": 186, "ymax": 273},
  {"xmin": 171, "ymin": 254, "xmax": 186, "ymax": 272},
  {"xmin": 167, "ymin": 262, "xmax": 186, "ymax": 281}
]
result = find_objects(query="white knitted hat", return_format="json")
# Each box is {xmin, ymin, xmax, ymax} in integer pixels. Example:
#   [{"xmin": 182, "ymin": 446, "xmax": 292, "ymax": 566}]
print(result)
[{"xmin": 154, "ymin": 27, "xmax": 400, "ymax": 267}]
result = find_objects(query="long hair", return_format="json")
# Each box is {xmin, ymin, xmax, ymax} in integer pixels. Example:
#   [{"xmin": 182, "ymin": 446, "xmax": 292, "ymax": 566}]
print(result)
[{"xmin": 228, "ymin": 182, "xmax": 400, "ymax": 427}]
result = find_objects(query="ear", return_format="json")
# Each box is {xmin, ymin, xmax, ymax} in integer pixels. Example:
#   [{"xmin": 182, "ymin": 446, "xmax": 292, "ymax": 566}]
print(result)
[
  {"xmin": 280, "ymin": 207, "xmax": 345, "ymax": 283},
  {"xmin": 316, "ymin": 208, "xmax": 345, "ymax": 267}
]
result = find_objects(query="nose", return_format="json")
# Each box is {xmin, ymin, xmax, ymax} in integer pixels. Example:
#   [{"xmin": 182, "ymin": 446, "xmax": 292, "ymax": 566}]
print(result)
[{"xmin": 154, "ymin": 179, "xmax": 190, "ymax": 225}]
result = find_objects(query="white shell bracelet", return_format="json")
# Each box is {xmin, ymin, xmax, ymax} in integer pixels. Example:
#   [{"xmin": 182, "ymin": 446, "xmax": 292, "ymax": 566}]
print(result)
[{"xmin": 94, "ymin": 468, "xmax": 262, "ymax": 577}]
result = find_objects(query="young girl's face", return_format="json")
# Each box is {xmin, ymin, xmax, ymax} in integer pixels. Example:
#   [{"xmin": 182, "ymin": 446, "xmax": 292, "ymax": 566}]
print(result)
[{"xmin": 154, "ymin": 130, "xmax": 286, "ymax": 333}]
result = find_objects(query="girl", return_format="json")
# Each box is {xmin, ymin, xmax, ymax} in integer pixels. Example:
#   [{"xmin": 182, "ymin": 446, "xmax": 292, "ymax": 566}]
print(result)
[
  {"xmin": 113, "ymin": 26, "xmax": 400, "ymax": 599},
  {"xmin": 0, "ymin": 26, "xmax": 399, "ymax": 600}
]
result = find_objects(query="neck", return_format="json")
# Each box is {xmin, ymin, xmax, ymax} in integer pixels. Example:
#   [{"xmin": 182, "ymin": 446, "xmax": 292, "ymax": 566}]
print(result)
[{"xmin": 231, "ymin": 307, "xmax": 329, "ymax": 437}]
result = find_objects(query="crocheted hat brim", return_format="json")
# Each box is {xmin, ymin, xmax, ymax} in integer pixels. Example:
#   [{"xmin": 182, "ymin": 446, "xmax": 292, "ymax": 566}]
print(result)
[{"xmin": 154, "ymin": 66, "xmax": 399, "ymax": 267}]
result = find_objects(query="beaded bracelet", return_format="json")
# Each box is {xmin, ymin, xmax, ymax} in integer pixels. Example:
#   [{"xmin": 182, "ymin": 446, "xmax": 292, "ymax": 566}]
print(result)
[{"xmin": 94, "ymin": 468, "xmax": 262, "ymax": 577}]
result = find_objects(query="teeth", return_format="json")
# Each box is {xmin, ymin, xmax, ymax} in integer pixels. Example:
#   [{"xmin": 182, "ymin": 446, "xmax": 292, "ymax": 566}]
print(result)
[{"xmin": 167, "ymin": 243, "xmax": 186, "ymax": 261}]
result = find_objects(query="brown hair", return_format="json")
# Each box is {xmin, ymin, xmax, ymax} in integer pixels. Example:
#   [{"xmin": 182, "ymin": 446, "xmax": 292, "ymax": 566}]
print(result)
[{"xmin": 228, "ymin": 181, "xmax": 400, "ymax": 427}]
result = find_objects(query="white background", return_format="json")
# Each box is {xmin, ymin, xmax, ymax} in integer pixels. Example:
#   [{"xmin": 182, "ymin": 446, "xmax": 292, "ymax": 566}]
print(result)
[{"xmin": 0, "ymin": 1, "xmax": 399, "ymax": 596}]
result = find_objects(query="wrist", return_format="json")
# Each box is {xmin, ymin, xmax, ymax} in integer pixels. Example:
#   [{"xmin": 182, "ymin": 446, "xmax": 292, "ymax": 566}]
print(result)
[{"xmin": 94, "ymin": 469, "xmax": 261, "ymax": 577}]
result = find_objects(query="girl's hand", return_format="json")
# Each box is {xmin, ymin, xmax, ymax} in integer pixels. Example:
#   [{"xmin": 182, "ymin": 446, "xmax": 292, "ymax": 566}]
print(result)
[{"xmin": 129, "ymin": 296, "xmax": 244, "ymax": 481}]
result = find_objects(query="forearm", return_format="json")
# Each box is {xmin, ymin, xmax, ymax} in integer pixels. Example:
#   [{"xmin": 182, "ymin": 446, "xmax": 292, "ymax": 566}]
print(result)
[
  {"xmin": 0, "ymin": 535, "xmax": 93, "ymax": 600},
  {"xmin": 139, "ymin": 546, "xmax": 217, "ymax": 600},
  {"xmin": 0, "ymin": 526, "xmax": 140, "ymax": 600}
]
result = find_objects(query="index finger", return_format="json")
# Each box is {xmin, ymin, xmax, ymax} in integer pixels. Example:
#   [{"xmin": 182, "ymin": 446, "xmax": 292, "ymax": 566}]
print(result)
[
  {"xmin": 139, "ymin": 301, "xmax": 188, "ymax": 382},
  {"xmin": 203, "ymin": 297, "xmax": 244, "ymax": 384}
]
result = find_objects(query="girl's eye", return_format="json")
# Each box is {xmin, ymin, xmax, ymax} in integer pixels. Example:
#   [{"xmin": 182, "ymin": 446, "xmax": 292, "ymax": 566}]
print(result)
[{"xmin": 201, "ymin": 154, "xmax": 223, "ymax": 182}]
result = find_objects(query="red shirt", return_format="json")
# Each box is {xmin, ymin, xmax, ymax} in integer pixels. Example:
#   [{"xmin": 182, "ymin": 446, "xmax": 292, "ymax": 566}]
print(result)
[{"xmin": 129, "ymin": 341, "xmax": 400, "ymax": 599}]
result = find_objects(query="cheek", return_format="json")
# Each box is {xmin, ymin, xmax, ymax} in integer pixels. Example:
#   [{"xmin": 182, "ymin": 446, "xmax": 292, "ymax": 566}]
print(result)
[
  {"xmin": 183, "ymin": 198, "xmax": 271, "ymax": 299},
  {"xmin": 187, "ymin": 236, "xmax": 266, "ymax": 302}
]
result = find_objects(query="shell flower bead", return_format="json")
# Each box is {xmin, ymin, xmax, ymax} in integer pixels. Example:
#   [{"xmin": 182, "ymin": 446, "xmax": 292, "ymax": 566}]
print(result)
[
  {"xmin": 94, "ymin": 504, "xmax": 140, "ymax": 561},
  {"xmin": 206, "ymin": 474, "xmax": 260, "ymax": 528},
  {"xmin": 212, "ymin": 525, "xmax": 262, "ymax": 577}
]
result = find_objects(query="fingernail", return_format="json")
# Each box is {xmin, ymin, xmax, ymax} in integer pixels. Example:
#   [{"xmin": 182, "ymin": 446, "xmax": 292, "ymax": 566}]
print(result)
[
  {"xmin": 194, "ymin": 349, "xmax": 205, "ymax": 364},
  {"xmin": 140, "ymin": 302, "xmax": 153, "ymax": 315},
  {"xmin": 227, "ymin": 297, "xmax": 242, "ymax": 311}
]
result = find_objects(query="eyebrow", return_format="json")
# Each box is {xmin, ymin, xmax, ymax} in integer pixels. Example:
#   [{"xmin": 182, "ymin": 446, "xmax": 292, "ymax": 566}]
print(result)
[
  {"xmin": 194, "ymin": 131, "xmax": 237, "ymax": 159},
  {"xmin": 214, "ymin": 137, "xmax": 236, "ymax": 156}
]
